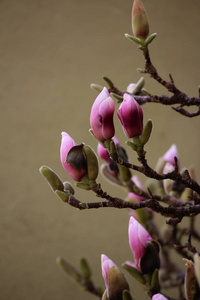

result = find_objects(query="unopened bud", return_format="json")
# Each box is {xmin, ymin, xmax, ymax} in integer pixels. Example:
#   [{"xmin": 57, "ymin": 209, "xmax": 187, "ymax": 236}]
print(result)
[
  {"xmin": 117, "ymin": 93, "xmax": 143, "ymax": 138},
  {"xmin": 132, "ymin": 0, "xmax": 149, "ymax": 39},
  {"xmin": 140, "ymin": 241, "xmax": 160, "ymax": 274},
  {"xmin": 90, "ymin": 83, "xmax": 104, "ymax": 92},
  {"xmin": 60, "ymin": 133, "xmax": 87, "ymax": 182},
  {"xmin": 141, "ymin": 119, "xmax": 153, "ymax": 145},
  {"xmin": 63, "ymin": 181, "xmax": 75, "ymax": 194},
  {"xmin": 163, "ymin": 163, "xmax": 174, "ymax": 194},
  {"xmin": 56, "ymin": 257, "xmax": 81, "ymax": 283},
  {"xmin": 107, "ymin": 266, "xmax": 129, "ymax": 300},
  {"xmin": 123, "ymin": 290, "xmax": 134, "ymax": 300},
  {"xmin": 80, "ymin": 258, "xmax": 92, "ymax": 280},
  {"xmin": 39, "ymin": 165, "xmax": 64, "ymax": 191},
  {"xmin": 55, "ymin": 190, "xmax": 69, "ymax": 202},
  {"xmin": 152, "ymin": 294, "xmax": 168, "ymax": 300},
  {"xmin": 127, "ymin": 77, "xmax": 145, "ymax": 95},
  {"xmin": 122, "ymin": 263, "xmax": 146, "ymax": 285},
  {"xmin": 183, "ymin": 258, "xmax": 196, "ymax": 300},
  {"xmin": 83, "ymin": 145, "xmax": 99, "ymax": 181}
]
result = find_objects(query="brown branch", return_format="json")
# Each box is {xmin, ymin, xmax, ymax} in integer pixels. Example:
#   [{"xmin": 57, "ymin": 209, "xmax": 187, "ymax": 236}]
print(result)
[
  {"xmin": 173, "ymin": 234, "xmax": 200, "ymax": 258},
  {"xmin": 106, "ymin": 46, "xmax": 200, "ymax": 117},
  {"xmin": 115, "ymin": 157, "xmax": 200, "ymax": 195},
  {"xmin": 172, "ymin": 106, "xmax": 200, "ymax": 117},
  {"xmin": 62, "ymin": 190, "xmax": 200, "ymax": 224},
  {"xmin": 108, "ymin": 89, "xmax": 200, "ymax": 108}
]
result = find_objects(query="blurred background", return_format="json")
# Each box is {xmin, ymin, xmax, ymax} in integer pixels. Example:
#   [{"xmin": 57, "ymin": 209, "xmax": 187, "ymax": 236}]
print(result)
[{"xmin": 1, "ymin": 0, "xmax": 200, "ymax": 299}]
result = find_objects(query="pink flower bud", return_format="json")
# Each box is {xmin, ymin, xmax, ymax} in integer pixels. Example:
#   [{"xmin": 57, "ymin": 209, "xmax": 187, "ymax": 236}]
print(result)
[
  {"xmin": 97, "ymin": 137, "xmax": 120, "ymax": 176},
  {"xmin": 128, "ymin": 176, "xmax": 144, "ymax": 202},
  {"xmin": 124, "ymin": 260, "xmax": 136, "ymax": 268},
  {"xmin": 90, "ymin": 87, "xmax": 115, "ymax": 142},
  {"xmin": 128, "ymin": 216, "xmax": 152, "ymax": 271},
  {"xmin": 101, "ymin": 254, "xmax": 117, "ymax": 288},
  {"xmin": 117, "ymin": 93, "xmax": 143, "ymax": 138},
  {"xmin": 152, "ymin": 293, "xmax": 168, "ymax": 300},
  {"xmin": 163, "ymin": 162, "xmax": 174, "ymax": 174},
  {"xmin": 127, "ymin": 83, "xmax": 137, "ymax": 94},
  {"xmin": 97, "ymin": 143, "xmax": 110, "ymax": 165},
  {"xmin": 163, "ymin": 162, "xmax": 174, "ymax": 194},
  {"xmin": 60, "ymin": 132, "xmax": 87, "ymax": 182},
  {"xmin": 163, "ymin": 144, "xmax": 179, "ymax": 167}
]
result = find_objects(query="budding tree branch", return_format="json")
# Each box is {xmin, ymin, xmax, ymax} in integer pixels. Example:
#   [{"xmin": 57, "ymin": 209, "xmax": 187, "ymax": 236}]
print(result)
[
  {"xmin": 114, "ymin": 156, "xmax": 200, "ymax": 195},
  {"xmin": 107, "ymin": 46, "xmax": 200, "ymax": 117},
  {"xmin": 62, "ymin": 189, "xmax": 200, "ymax": 225}
]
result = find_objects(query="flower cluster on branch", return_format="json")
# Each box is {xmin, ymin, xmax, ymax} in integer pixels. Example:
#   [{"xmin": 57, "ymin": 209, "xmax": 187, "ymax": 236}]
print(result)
[{"xmin": 39, "ymin": 0, "xmax": 200, "ymax": 299}]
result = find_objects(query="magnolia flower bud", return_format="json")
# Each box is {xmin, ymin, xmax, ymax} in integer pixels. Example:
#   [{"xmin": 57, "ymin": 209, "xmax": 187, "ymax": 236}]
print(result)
[
  {"xmin": 117, "ymin": 93, "xmax": 143, "ymax": 138},
  {"xmin": 128, "ymin": 176, "xmax": 144, "ymax": 202},
  {"xmin": 132, "ymin": 0, "xmax": 149, "ymax": 39},
  {"xmin": 101, "ymin": 254, "xmax": 117, "ymax": 288},
  {"xmin": 163, "ymin": 162, "xmax": 174, "ymax": 194},
  {"xmin": 127, "ymin": 83, "xmax": 137, "ymax": 94},
  {"xmin": 128, "ymin": 216, "xmax": 152, "ymax": 272},
  {"xmin": 163, "ymin": 144, "xmax": 179, "ymax": 167},
  {"xmin": 151, "ymin": 293, "xmax": 168, "ymax": 300},
  {"xmin": 90, "ymin": 87, "xmax": 115, "ymax": 142},
  {"xmin": 97, "ymin": 136, "xmax": 121, "ymax": 176},
  {"xmin": 60, "ymin": 132, "xmax": 87, "ymax": 182}
]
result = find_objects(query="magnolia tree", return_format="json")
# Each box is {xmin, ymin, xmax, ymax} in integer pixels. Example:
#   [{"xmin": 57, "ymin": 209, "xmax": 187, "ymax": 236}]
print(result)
[{"xmin": 39, "ymin": 0, "xmax": 200, "ymax": 299}]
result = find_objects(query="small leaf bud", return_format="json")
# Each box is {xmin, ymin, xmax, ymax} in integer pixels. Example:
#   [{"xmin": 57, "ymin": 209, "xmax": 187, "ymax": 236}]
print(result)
[
  {"xmin": 63, "ymin": 181, "xmax": 75, "ymax": 194},
  {"xmin": 39, "ymin": 165, "xmax": 64, "ymax": 191},
  {"xmin": 141, "ymin": 119, "xmax": 153, "ymax": 145},
  {"xmin": 55, "ymin": 190, "xmax": 69, "ymax": 202},
  {"xmin": 80, "ymin": 258, "xmax": 92, "ymax": 280},
  {"xmin": 83, "ymin": 145, "xmax": 99, "ymax": 181}
]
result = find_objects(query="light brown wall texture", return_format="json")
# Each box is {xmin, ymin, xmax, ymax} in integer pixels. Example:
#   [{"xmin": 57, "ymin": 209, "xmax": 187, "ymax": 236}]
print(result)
[{"xmin": 1, "ymin": 0, "xmax": 200, "ymax": 299}]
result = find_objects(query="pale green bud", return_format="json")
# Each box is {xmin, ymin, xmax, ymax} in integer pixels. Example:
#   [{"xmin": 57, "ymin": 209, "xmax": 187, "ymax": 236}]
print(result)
[
  {"xmin": 122, "ymin": 263, "xmax": 146, "ymax": 285},
  {"xmin": 55, "ymin": 190, "xmax": 69, "ymax": 202},
  {"xmin": 132, "ymin": 0, "xmax": 149, "ymax": 39},
  {"xmin": 39, "ymin": 165, "xmax": 64, "ymax": 192},
  {"xmin": 80, "ymin": 258, "xmax": 92, "ymax": 280},
  {"xmin": 123, "ymin": 290, "xmax": 134, "ymax": 300},
  {"xmin": 63, "ymin": 181, "xmax": 75, "ymax": 194},
  {"xmin": 83, "ymin": 145, "xmax": 99, "ymax": 181},
  {"xmin": 141, "ymin": 119, "xmax": 153, "ymax": 145},
  {"xmin": 107, "ymin": 266, "xmax": 129, "ymax": 300},
  {"xmin": 56, "ymin": 257, "xmax": 81, "ymax": 283}
]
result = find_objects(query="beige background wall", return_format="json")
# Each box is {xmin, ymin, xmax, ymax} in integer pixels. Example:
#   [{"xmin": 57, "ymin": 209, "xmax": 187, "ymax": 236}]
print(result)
[{"xmin": 1, "ymin": 0, "xmax": 200, "ymax": 299}]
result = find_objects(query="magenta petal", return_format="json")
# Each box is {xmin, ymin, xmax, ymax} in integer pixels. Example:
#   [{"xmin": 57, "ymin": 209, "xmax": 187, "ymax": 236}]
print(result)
[
  {"xmin": 128, "ymin": 176, "xmax": 144, "ymax": 202},
  {"xmin": 163, "ymin": 144, "xmax": 179, "ymax": 167},
  {"xmin": 101, "ymin": 254, "xmax": 116, "ymax": 288},
  {"xmin": 117, "ymin": 94, "xmax": 143, "ymax": 138},
  {"xmin": 90, "ymin": 88, "xmax": 115, "ymax": 141},
  {"xmin": 99, "ymin": 97, "xmax": 115, "ymax": 140},
  {"xmin": 152, "ymin": 293, "xmax": 168, "ymax": 300},
  {"xmin": 60, "ymin": 132, "xmax": 86, "ymax": 181},
  {"xmin": 97, "ymin": 143, "xmax": 110, "ymax": 164},
  {"xmin": 128, "ymin": 216, "xmax": 152, "ymax": 271}
]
